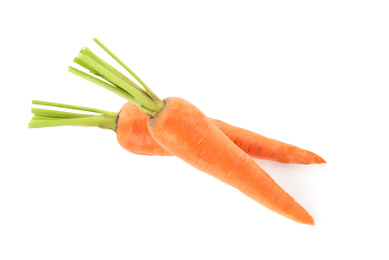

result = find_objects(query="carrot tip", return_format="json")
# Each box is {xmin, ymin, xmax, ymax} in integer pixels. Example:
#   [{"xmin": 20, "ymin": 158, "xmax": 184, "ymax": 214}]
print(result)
[
  {"xmin": 316, "ymin": 156, "xmax": 326, "ymax": 164},
  {"xmin": 295, "ymin": 211, "xmax": 315, "ymax": 225},
  {"xmin": 302, "ymin": 215, "xmax": 315, "ymax": 226},
  {"xmin": 308, "ymin": 152, "xmax": 326, "ymax": 164}
]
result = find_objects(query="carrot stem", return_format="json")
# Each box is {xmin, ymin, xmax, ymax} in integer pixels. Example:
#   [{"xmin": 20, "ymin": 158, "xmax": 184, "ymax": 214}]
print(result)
[
  {"xmin": 76, "ymin": 47, "xmax": 148, "ymax": 95},
  {"xmin": 29, "ymin": 101, "xmax": 118, "ymax": 131},
  {"xmin": 78, "ymin": 52, "xmax": 158, "ymax": 111},
  {"xmin": 32, "ymin": 100, "xmax": 115, "ymax": 114},
  {"xmin": 69, "ymin": 39, "xmax": 163, "ymax": 117},
  {"xmin": 31, "ymin": 108, "xmax": 92, "ymax": 119},
  {"xmin": 28, "ymin": 116, "xmax": 116, "ymax": 130},
  {"xmin": 93, "ymin": 38, "xmax": 164, "ymax": 109},
  {"xmin": 67, "ymin": 67, "xmax": 139, "ymax": 105}
]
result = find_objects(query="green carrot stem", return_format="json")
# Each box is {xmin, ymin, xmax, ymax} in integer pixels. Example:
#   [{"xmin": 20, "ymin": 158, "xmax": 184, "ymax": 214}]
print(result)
[
  {"xmin": 29, "ymin": 101, "xmax": 118, "ymax": 131},
  {"xmin": 93, "ymin": 38, "xmax": 164, "ymax": 109},
  {"xmin": 28, "ymin": 115, "xmax": 117, "ymax": 131},
  {"xmin": 76, "ymin": 48, "xmax": 148, "ymax": 95},
  {"xmin": 77, "ymin": 53, "xmax": 159, "ymax": 112},
  {"xmin": 72, "ymin": 56, "xmax": 99, "ymax": 75},
  {"xmin": 67, "ymin": 67, "xmax": 139, "ymax": 105},
  {"xmin": 32, "ymin": 108, "xmax": 92, "ymax": 119},
  {"xmin": 31, "ymin": 116, "xmax": 54, "ymax": 120},
  {"xmin": 70, "ymin": 38, "xmax": 164, "ymax": 117},
  {"xmin": 32, "ymin": 100, "xmax": 115, "ymax": 115}
]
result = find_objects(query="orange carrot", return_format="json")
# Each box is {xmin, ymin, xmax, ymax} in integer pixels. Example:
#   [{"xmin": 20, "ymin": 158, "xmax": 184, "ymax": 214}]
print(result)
[
  {"xmin": 211, "ymin": 119, "xmax": 326, "ymax": 164},
  {"xmin": 30, "ymin": 38, "xmax": 320, "ymax": 224},
  {"xmin": 148, "ymin": 97, "xmax": 315, "ymax": 225}
]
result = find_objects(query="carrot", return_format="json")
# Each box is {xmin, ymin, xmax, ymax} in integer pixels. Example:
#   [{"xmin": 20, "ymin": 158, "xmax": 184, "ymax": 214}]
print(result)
[
  {"xmin": 147, "ymin": 97, "xmax": 314, "ymax": 225},
  {"xmin": 30, "ymin": 38, "xmax": 317, "ymax": 224},
  {"xmin": 211, "ymin": 119, "xmax": 326, "ymax": 164}
]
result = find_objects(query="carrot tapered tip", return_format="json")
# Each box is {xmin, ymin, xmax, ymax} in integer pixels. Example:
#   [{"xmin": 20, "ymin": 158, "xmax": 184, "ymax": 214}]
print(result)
[
  {"xmin": 315, "ymin": 155, "xmax": 326, "ymax": 164},
  {"xmin": 297, "ymin": 213, "xmax": 315, "ymax": 226},
  {"xmin": 306, "ymin": 216, "xmax": 315, "ymax": 226},
  {"xmin": 305, "ymin": 150, "xmax": 326, "ymax": 164},
  {"xmin": 289, "ymin": 204, "xmax": 315, "ymax": 225}
]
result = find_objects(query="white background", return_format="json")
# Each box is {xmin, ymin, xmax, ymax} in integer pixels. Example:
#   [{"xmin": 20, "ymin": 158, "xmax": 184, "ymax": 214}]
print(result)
[{"xmin": 1, "ymin": 0, "xmax": 389, "ymax": 259}]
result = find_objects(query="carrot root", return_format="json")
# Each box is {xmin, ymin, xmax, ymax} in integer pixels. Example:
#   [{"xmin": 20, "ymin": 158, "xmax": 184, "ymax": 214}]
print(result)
[
  {"xmin": 147, "ymin": 97, "xmax": 315, "ymax": 225},
  {"xmin": 212, "ymin": 119, "xmax": 326, "ymax": 164}
]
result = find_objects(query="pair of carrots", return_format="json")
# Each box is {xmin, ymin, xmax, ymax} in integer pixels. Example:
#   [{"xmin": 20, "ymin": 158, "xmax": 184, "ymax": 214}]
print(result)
[{"xmin": 30, "ymin": 38, "xmax": 325, "ymax": 225}]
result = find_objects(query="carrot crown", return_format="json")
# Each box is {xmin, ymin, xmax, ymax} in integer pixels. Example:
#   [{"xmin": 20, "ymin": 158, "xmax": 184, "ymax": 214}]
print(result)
[{"xmin": 69, "ymin": 38, "xmax": 164, "ymax": 117}]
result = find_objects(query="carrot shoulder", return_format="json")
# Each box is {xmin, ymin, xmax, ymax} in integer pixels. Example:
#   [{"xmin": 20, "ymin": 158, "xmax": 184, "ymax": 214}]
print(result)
[
  {"xmin": 148, "ymin": 97, "xmax": 314, "ymax": 225},
  {"xmin": 117, "ymin": 102, "xmax": 171, "ymax": 156}
]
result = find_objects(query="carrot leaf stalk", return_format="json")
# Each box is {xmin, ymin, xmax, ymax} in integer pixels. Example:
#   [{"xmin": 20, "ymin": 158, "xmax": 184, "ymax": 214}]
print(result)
[
  {"xmin": 69, "ymin": 38, "xmax": 164, "ymax": 117},
  {"xmin": 28, "ymin": 100, "xmax": 118, "ymax": 131}
]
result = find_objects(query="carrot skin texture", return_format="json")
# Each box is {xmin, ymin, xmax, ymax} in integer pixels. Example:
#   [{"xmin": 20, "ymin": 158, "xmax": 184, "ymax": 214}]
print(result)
[
  {"xmin": 117, "ymin": 102, "xmax": 325, "ymax": 164},
  {"xmin": 147, "ymin": 97, "xmax": 314, "ymax": 225}
]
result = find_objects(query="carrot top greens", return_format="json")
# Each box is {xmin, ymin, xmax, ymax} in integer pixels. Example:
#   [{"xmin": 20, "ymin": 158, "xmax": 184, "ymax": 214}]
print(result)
[
  {"xmin": 29, "ymin": 38, "xmax": 163, "ymax": 130},
  {"xmin": 29, "ymin": 100, "xmax": 118, "ymax": 131},
  {"xmin": 69, "ymin": 38, "xmax": 164, "ymax": 117}
]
